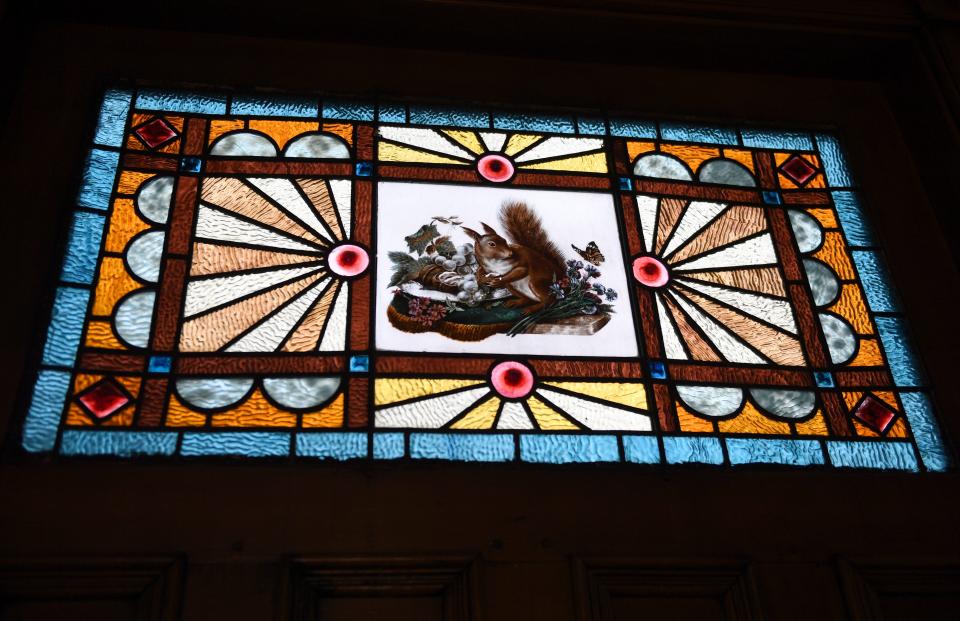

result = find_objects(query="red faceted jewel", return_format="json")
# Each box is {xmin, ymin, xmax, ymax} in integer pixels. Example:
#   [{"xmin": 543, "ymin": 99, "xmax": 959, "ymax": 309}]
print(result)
[
  {"xmin": 490, "ymin": 361, "xmax": 534, "ymax": 399},
  {"xmin": 632, "ymin": 256, "xmax": 670, "ymax": 288},
  {"xmin": 77, "ymin": 380, "xmax": 130, "ymax": 420},
  {"xmin": 476, "ymin": 154, "xmax": 515, "ymax": 183},
  {"xmin": 779, "ymin": 155, "xmax": 817, "ymax": 186},
  {"xmin": 134, "ymin": 117, "xmax": 178, "ymax": 149},
  {"xmin": 853, "ymin": 394, "xmax": 897, "ymax": 434}
]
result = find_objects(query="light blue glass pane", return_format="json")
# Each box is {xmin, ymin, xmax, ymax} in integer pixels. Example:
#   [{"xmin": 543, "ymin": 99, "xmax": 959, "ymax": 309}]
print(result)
[
  {"xmin": 608, "ymin": 118, "xmax": 657, "ymax": 139},
  {"xmin": 136, "ymin": 89, "xmax": 227, "ymax": 115},
  {"xmin": 410, "ymin": 433, "xmax": 514, "ymax": 462},
  {"xmin": 826, "ymin": 441, "xmax": 919, "ymax": 471},
  {"xmin": 832, "ymin": 191, "xmax": 875, "ymax": 247},
  {"xmin": 322, "ymin": 100, "xmax": 374, "ymax": 121},
  {"xmin": 378, "ymin": 104, "xmax": 406, "ymax": 123},
  {"xmin": 296, "ymin": 432, "xmax": 367, "ymax": 460},
  {"xmin": 852, "ymin": 251, "xmax": 898, "ymax": 312},
  {"xmin": 41, "ymin": 287, "xmax": 90, "ymax": 367},
  {"xmin": 663, "ymin": 436, "xmax": 724, "ymax": 465},
  {"xmin": 93, "ymin": 89, "xmax": 133, "ymax": 147},
  {"xmin": 61, "ymin": 211, "xmax": 105, "ymax": 284},
  {"xmin": 900, "ymin": 392, "xmax": 949, "ymax": 472},
  {"xmin": 622, "ymin": 435, "xmax": 660, "ymax": 464},
  {"xmin": 408, "ymin": 106, "xmax": 489, "ymax": 128},
  {"xmin": 494, "ymin": 113, "xmax": 575, "ymax": 134},
  {"xmin": 740, "ymin": 129, "xmax": 814, "ymax": 151},
  {"xmin": 181, "ymin": 432, "xmax": 290, "ymax": 457},
  {"xmin": 61, "ymin": 431, "xmax": 178, "ymax": 456},
  {"xmin": 77, "ymin": 148, "xmax": 119, "ymax": 211},
  {"xmin": 520, "ymin": 435, "xmax": 619, "ymax": 463},
  {"xmin": 815, "ymin": 134, "xmax": 853, "ymax": 187},
  {"xmin": 875, "ymin": 316, "xmax": 923, "ymax": 387},
  {"xmin": 231, "ymin": 95, "xmax": 318, "ymax": 117},
  {"xmin": 373, "ymin": 433, "xmax": 405, "ymax": 459},
  {"xmin": 726, "ymin": 438, "xmax": 824, "ymax": 466},
  {"xmin": 577, "ymin": 117, "xmax": 607, "ymax": 136},
  {"xmin": 22, "ymin": 370, "xmax": 71, "ymax": 452},
  {"xmin": 661, "ymin": 123, "xmax": 738, "ymax": 145}
]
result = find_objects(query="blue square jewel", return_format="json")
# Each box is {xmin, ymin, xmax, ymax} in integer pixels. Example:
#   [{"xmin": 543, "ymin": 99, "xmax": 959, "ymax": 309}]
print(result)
[
  {"xmin": 148, "ymin": 355, "xmax": 173, "ymax": 374},
  {"xmin": 349, "ymin": 355, "xmax": 370, "ymax": 373},
  {"xmin": 762, "ymin": 190, "xmax": 782, "ymax": 205},
  {"xmin": 649, "ymin": 361, "xmax": 667, "ymax": 380},
  {"xmin": 180, "ymin": 156, "xmax": 202, "ymax": 173},
  {"xmin": 814, "ymin": 371, "xmax": 835, "ymax": 388},
  {"xmin": 355, "ymin": 161, "xmax": 373, "ymax": 177}
]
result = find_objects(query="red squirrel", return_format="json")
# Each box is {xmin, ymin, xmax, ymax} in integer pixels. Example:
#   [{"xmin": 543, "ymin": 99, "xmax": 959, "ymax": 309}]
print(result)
[{"xmin": 462, "ymin": 201, "xmax": 566, "ymax": 314}]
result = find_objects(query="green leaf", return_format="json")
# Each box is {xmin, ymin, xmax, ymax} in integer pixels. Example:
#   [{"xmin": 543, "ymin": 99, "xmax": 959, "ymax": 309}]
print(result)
[{"xmin": 405, "ymin": 223, "xmax": 440, "ymax": 254}]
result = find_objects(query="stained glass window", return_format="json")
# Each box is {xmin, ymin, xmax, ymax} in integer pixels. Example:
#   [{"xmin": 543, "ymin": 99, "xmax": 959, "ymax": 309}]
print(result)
[{"xmin": 18, "ymin": 87, "xmax": 949, "ymax": 471}]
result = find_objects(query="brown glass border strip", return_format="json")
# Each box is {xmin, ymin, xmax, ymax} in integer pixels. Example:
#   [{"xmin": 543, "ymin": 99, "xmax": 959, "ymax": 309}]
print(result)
[
  {"xmin": 184, "ymin": 118, "xmax": 208, "ymax": 156},
  {"xmin": 136, "ymin": 378, "xmax": 168, "ymax": 427},
  {"xmin": 347, "ymin": 377, "xmax": 368, "ymax": 427},
  {"xmin": 782, "ymin": 191, "xmax": 831, "ymax": 205},
  {"xmin": 834, "ymin": 369, "xmax": 894, "ymax": 388},
  {"xmin": 151, "ymin": 258, "xmax": 187, "ymax": 352},
  {"xmin": 176, "ymin": 355, "xmax": 345, "ymax": 374},
  {"xmin": 530, "ymin": 360, "xmax": 643, "ymax": 379},
  {"xmin": 349, "ymin": 277, "xmax": 370, "ymax": 350},
  {"xmin": 667, "ymin": 363, "xmax": 813, "ymax": 387},
  {"xmin": 79, "ymin": 353, "xmax": 146, "ymax": 373},
  {"xmin": 203, "ymin": 160, "xmax": 353, "ymax": 176},
  {"xmin": 375, "ymin": 356, "xmax": 494, "ymax": 375},
  {"xmin": 167, "ymin": 176, "xmax": 199, "ymax": 255},
  {"xmin": 123, "ymin": 153, "xmax": 179, "ymax": 172},
  {"xmin": 635, "ymin": 178, "xmax": 760, "ymax": 203}
]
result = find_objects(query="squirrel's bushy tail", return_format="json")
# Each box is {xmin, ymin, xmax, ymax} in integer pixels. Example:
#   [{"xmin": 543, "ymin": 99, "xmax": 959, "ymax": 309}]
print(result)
[{"xmin": 499, "ymin": 201, "xmax": 566, "ymax": 274}]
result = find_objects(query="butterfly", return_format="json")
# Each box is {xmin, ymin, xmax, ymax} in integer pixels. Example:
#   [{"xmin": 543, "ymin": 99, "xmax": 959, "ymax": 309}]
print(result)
[{"xmin": 571, "ymin": 241, "xmax": 605, "ymax": 265}]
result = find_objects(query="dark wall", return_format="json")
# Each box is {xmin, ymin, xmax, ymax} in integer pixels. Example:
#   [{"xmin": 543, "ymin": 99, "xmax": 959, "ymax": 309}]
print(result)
[{"xmin": 0, "ymin": 2, "xmax": 958, "ymax": 619}]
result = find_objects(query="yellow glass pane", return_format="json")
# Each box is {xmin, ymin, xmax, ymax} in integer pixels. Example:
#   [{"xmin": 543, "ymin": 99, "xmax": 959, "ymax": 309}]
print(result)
[
  {"xmin": 675, "ymin": 402, "xmax": 714, "ymax": 433},
  {"xmin": 104, "ymin": 198, "xmax": 149, "ymax": 253},
  {"xmin": 208, "ymin": 119, "xmax": 245, "ymax": 144},
  {"xmin": 661, "ymin": 144, "xmax": 720, "ymax": 173},
  {"xmin": 248, "ymin": 120, "xmax": 318, "ymax": 150},
  {"xmin": 302, "ymin": 393, "xmax": 345, "ymax": 428},
  {"xmin": 450, "ymin": 395, "xmax": 500, "ymax": 429},
  {"xmin": 85, "ymin": 321, "xmax": 124, "ymax": 349},
  {"xmin": 527, "ymin": 396, "xmax": 578, "ymax": 430},
  {"xmin": 374, "ymin": 378, "xmax": 485, "ymax": 406},
  {"xmin": 211, "ymin": 389, "xmax": 297, "ymax": 427},
  {"xmin": 442, "ymin": 130, "xmax": 485, "ymax": 155},
  {"xmin": 117, "ymin": 171, "xmax": 155, "ymax": 196},
  {"xmin": 92, "ymin": 257, "xmax": 141, "ymax": 316},
  {"xmin": 626, "ymin": 140, "xmax": 656, "ymax": 163},
  {"xmin": 542, "ymin": 381, "xmax": 647, "ymax": 410},
  {"xmin": 520, "ymin": 151, "xmax": 606, "ymax": 173},
  {"xmin": 794, "ymin": 410, "xmax": 829, "ymax": 436},
  {"xmin": 829, "ymin": 284, "xmax": 874, "ymax": 334},
  {"xmin": 503, "ymin": 133, "xmax": 542, "ymax": 156},
  {"xmin": 322, "ymin": 123, "xmax": 354, "ymax": 147},
  {"xmin": 717, "ymin": 402, "xmax": 791, "ymax": 435},
  {"xmin": 378, "ymin": 142, "xmax": 469, "ymax": 165}
]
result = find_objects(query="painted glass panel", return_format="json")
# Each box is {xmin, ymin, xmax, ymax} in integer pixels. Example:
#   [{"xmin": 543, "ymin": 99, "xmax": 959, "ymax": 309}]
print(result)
[{"xmin": 17, "ymin": 88, "xmax": 949, "ymax": 472}]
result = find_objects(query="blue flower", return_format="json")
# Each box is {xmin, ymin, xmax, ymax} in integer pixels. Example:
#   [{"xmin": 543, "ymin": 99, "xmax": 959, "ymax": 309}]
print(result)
[
  {"xmin": 605, "ymin": 288, "xmax": 618, "ymax": 301},
  {"xmin": 549, "ymin": 283, "xmax": 566, "ymax": 299},
  {"xmin": 566, "ymin": 259, "xmax": 578, "ymax": 268},
  {"xmin": 591, "ymin": 282, "xmax": 606, "ymax": 294},
  {"xmin": 585, "ymin": 265, "xmax": 601, "ymax": 278},
  {"xmin": 573, "ymin": 260, "xmax": 584, "ymax": 270}
]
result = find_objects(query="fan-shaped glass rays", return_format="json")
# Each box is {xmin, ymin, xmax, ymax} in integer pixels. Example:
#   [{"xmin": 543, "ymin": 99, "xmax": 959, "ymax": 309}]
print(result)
[
  {"xmin": 180, "ymin": 176, "xmax": 356, "ymax": 352},
  {"xmin": 634, "ymin": 195, "xmax": 805, "ymax": 366},
  {"xmin": 377, "ymin": 127, "xmax": 607, "ymax": 178}
]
